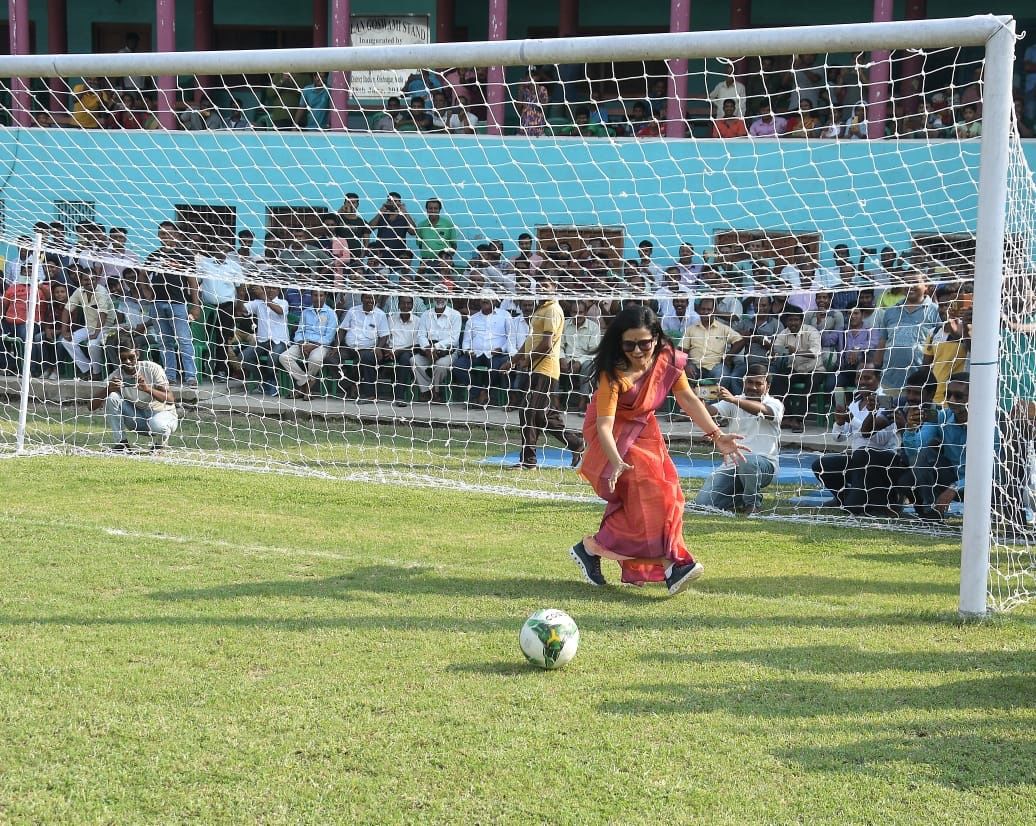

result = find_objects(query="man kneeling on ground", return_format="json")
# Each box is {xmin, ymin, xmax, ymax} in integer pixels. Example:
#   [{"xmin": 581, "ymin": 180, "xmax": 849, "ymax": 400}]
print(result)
[
  {"xmin": 695, "ymin": 364, "xmax": 783, "ymax": 515},
  {"xmin": 91, "ymin": 334, "xmax": 178, "ymax": 451}
]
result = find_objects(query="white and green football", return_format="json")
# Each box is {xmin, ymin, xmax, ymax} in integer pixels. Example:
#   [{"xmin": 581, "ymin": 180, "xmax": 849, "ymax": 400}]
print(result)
[{"xmin": 519, "ymin": 608, "xmax": 580, "ymax": 670}]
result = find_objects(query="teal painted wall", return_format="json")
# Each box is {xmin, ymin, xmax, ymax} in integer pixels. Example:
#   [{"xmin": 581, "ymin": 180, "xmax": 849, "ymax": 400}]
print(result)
[{"xmin": 0, "ymin": 129, "xmax": 1030, "ymax": 269}]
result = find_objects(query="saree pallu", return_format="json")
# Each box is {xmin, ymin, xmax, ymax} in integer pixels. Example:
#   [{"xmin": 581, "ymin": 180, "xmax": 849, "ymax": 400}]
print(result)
[{"xmin": 579, "ymin": 348, "xmax": 696, "ymax": 585}]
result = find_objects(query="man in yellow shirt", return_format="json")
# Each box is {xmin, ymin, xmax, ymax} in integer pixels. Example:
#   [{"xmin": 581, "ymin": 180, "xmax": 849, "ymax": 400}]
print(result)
[
  {"xmin": 516, "ymin": 273, "xmax": 584, "ymax": 469},
  {"xmin": 678, "ymin": 297, "xmax": 745, "ymax": 387}
]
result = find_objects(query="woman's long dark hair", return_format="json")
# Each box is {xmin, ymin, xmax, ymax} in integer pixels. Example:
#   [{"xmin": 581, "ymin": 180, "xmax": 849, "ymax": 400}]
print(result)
[{"xmin": 592, "ymin": 305, "xmax": 671, "ymax": 382}]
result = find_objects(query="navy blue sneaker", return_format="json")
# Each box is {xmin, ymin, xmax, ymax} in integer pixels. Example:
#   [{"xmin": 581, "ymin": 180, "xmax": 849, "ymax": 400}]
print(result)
[
  {"xmin": 569, "ymin": 541, "xmax": 606, "ymax": 586},
  {"xmin": 665, "ymin": 561, "xmax": 704, "ymax": 596}
]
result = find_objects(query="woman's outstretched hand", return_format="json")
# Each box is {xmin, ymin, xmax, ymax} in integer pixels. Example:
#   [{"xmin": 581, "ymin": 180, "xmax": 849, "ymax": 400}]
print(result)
[{"xmin": 714, "ymin": 433, "xmax": 749, "ymax": 464}]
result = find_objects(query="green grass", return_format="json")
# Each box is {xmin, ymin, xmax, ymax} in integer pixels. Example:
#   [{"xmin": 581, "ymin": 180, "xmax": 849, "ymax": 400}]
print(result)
[{"xmin": 0, "ymin": 457, "xmax": 1033, "ymax": 824}]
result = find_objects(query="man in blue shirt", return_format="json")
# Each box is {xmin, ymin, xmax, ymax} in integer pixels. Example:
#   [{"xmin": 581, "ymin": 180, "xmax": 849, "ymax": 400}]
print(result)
[
  {"xmin": 877, "ymin": 274, "xmax": 940, "ymax": 391},
  {"xmin": 278, "ymin": 288, "xmax": 338, "ymax": 398},
  {"xmin": 907, "ymin": 371, "xmax": 971, "ymax": 520},
  {"xmin": 297, "ymin": 73, "xmax": 331, "ymax": 130}
]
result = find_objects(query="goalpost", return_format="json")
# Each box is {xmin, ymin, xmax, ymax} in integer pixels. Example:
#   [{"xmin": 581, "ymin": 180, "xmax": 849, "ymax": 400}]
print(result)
[{"xmin": 0, "ymin": 15, "xmax": 1029, "ymax": 616}]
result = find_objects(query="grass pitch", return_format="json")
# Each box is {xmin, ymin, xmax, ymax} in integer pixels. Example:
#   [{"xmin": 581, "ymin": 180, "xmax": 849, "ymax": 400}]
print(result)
[{"xmin": 0, "ymin": 456, "xmax": 1033, "ymax": 824}]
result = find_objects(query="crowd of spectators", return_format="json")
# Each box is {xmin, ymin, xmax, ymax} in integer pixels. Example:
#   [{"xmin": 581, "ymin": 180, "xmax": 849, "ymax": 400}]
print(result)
[{"xmin": 10, "ymin": 35, "xmax": 1036, "ymax": 139}]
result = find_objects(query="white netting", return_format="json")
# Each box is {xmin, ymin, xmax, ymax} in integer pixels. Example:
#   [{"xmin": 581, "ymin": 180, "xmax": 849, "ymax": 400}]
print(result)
[{"xmin": 0, "ymin": 24, "xmax": 1033, "ymax": 611}]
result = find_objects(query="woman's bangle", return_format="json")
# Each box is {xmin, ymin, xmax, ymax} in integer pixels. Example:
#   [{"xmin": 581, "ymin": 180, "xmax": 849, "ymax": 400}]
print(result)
[{"xmin": 704, "ymin": 427, "xmax": 721, "ymax": 442}]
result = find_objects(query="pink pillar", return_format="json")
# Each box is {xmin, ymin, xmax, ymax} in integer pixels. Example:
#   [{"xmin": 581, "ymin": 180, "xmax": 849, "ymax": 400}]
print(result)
[
  {"xmin": 666, "ymin": 0, "xmax": 691, "ymax": 139},
  {"xmin": 559, "ymin": 0, "xmax": 578, "ymax": 37},
  {"xmin": 329, "ymin": 0, "xmax": 350, "ymax": 130},
  {"xmin": 194, "ymin": 0, "xmax": 212, "ymax": 104},
  {"xmin": 313, "ymin": 0, "xmax": 328, "ymax": 47},
  {"xmin": 436, "ymin": 0, "xmax": 455, "ymax": 43},
  {"xmin": 900, "ymin": 0, "xmax": 926, "ymax": 115},
  {"xmin": 47, "ymin": 0, "xmax": 67, "ymax": 114},
  {"xmin": 156, "ymin": 0, "xmax": 177, "ymax": 130},
  {"xmin": 486, "ymin": 0, "xmax": 507, "ymax": 135},
  {"xmin": 8, "ymin": 0, "xmax": 31, "ymax": 126},
  {"xmin": 867, "ymin": 0, "xmax": 893, "ymax": 140}
]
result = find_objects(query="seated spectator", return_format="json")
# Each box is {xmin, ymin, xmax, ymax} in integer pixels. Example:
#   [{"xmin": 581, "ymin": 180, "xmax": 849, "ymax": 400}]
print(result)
[
  {"xmin": 627, "ymin": 102, "xmax": 661, "ymax": 137},
  {"xmin": 812, "ymin": 367, "xmax": 901, "ymax": 515},
  {"xmin": 842, "ymin": 104, "xmax": 868, "ymax": 139},
  {"xmin": 560, "ymin": 109, "xmax": 608, "ymax": 138},
  {"xmin": 904, "ymin": 372, "xmax": 973, "ymax": 521},
  {"xmin": 729, "ymin": 296, "xmax": 779, "ymax": 395},
  {"xmin": 412, "ymin": 295, "xmax": 463, "ymax": 403},
  {"xmin": 368, "ymin": 97, "xmax": 401, "ymax": 131},
  {"xmin": 835, "ymin": 307, "xmax": 881, "ymax": 407},
  {"xmin": 223, "ymin": 102, "xmax": 251, "ymax": 130},
  {"xmin": 878, "ymin": 273, "xmax": 940, "ymax": 392},
  {"xmin": 659, "ymin": 295, "xmax": 698, "ymax": 345},
  {"xmin": 783, "ymin": 99, "xmax": 821, "ymax": 138},
  {"xmin": 749, "ymin": 101, "xmax": 786, "ymax": 137},
  {"xmin": 37, "ymin": 280, "xmax": 67, "ymax": 378},
  {"xmin": 767, "ymin": 305, "xmax": 822, "ymax": 433},
  {"xmin": 278, "ymin": 288, "xmax": 337, "ymax": 399},
  {"xmin": 179, "ymin": 96, "xmax": 225, "ymax": 130},
  {"xmin": 805, "ymin": 290, "xmax": 845, "ymax": 386},
  {"xmin": 71, "ymin": 77, "xmax": 109, "ymax": 129},
  {"xmin": 446, "ymin": 95, "xmax": 480, "ymax": 133},
  {"xmin": 241, "ymin": 285, "xmax": 290, "ymax": 397},
  {"xmin": 398, "ymin": 96, "xmax": 434, "ymax": 132},
  {"xmin": 712, "ymin": 98, "xmax": 748, "ymax": 138},
  {"xmin": 695, "ymin": 365, "xmax": 783, "ymax": 515},
  {"xmin": 955, "ymin": 104, "xmax": 981, "ymax": 138},
  {"xmin": 560, "ymin": 300, "xmax": 602, "ymax": 413},
  {"xmin": 924, "ymin": 92, "xmax": 953, "ymax": 138},
  {"xmin": 922, "ymin": 285, "xmax": 971, "ymax": 403},
  {"xmin": 452, "ymin": 293, "xmax": 516, "ymax": 407},
  {"xmin": 90, "ymin": 334, "xmax": 178, "ymax": 452},
  {"xmin": 60, "ymin": 268, "xmax": 114, "ymax": 379},
  {"xmin": 384, "ymin": 295, "xmax": 420, "ymax": 403},
  {"xmin": 257, "ymin": 73, "xmax": 301, "ymax": 129},
  {"xmin": 678, "ymin": 297, "xmax": 745, "ymax": 391},
  {"xmin": 336, "ymin": 292, "xmax": 391, "ymax": 400}
]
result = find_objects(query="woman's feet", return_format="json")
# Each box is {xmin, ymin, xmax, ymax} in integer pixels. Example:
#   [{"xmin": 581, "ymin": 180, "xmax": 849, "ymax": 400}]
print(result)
[
  {"xmin": 665, "ymin": 561, "xmax": 705, "ymax": 596},
  {"xmin": 569, "ymin": 541, "xmax": 606, "ymax": 586}
]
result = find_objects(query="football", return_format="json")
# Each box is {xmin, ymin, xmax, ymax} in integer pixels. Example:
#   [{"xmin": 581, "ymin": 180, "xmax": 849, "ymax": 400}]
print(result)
[{"xmin": 519, "ymin": 608, "xmax": 580, "ymax": 669}]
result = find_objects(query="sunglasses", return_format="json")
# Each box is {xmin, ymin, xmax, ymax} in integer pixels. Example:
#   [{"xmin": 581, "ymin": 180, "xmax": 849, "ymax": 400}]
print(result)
[{"xmin": 622, "ymin": 338, "xmax": 656, "ymax": 353}]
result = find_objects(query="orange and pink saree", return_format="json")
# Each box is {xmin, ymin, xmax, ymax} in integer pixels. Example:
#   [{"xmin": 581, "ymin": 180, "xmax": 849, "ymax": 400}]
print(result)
[{"xmin": 578, "ymin": 348, "xmax": 697, "ymax": 585}]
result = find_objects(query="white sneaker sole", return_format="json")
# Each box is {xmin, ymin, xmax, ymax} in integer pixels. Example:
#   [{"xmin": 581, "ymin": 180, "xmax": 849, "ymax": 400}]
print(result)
[{"xmin": 667, "ymin": 562, "xmax": 705, "ymax": 596}]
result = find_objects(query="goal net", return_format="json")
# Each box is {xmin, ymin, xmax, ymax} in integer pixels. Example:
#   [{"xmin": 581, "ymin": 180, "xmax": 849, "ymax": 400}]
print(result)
[{"xmin": 0, "ymin": 17, "xmax": 1031, "ymax": 613}]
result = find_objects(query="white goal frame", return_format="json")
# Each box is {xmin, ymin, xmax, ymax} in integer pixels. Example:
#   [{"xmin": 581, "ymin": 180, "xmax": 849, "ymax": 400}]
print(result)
[{"xmin": 0, "ymin": 14, "xmax": 1018, "ymax": 617}]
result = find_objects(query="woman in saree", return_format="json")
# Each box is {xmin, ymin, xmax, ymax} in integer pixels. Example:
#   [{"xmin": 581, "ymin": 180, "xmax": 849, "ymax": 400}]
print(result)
[{"xmin": 570, "ymin": 305, "xmax": 747, "ymax": 595}]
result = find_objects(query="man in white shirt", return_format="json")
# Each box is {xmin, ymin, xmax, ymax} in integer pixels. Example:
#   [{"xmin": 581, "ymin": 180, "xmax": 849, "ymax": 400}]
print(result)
[
  {"xmin": 637, "ymin": 239, "xmax": 666, "ymax": 291},
  {"xmin": 241, "ymin": 285, "xmax": 289, "ymax": 397},
  {"xmin": 100, "ymin": 227, "xmax": 142, "ymax": 289},
  {"xmin": 708, "ymin": 67, "xmax": 747, "ymax": 118},
  {"xmin": 198, "ymin": 242, "xmax": 245, "ymax": 380},
  {"xmin": 695, "ymin": 365, "xmax": 784, "ymax": 515},
  {"xmin": 559, "ymin": 300, "xmax": 601, "ymax": 413},
  {"xmin": 674, "ymin": 243, "xmax": 702, "ymax": 292},
  {"xmin": 412, "ymin": 295, "xmax": 463, "ymax": 403},
  {"xmin": 386, "ymin": 295, "xmax": 421, "ymax": 403},
  {"xmin": 336, "ymin": 292, "xmax": 390, "ymax": 400},
  {"xmin": 453, "ymin": 294, "xmax": 516, "ymax": 407}
]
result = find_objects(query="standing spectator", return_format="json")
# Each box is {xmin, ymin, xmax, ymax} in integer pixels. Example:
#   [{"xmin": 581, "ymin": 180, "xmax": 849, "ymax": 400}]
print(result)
[
  {"xmin": 456, "ymin": 68, "xmax": 488, "ymax": 122},
  {"xmin": 637, "ymin": 239, "xmax": 666, "ymax": 291},
  {"xmin": 674, "ymin": 244, "xmax": 702, "ymax": 291},
  {"xmin": 71, "ymin": 77, "xmax": 106, "ymax": 129},
  {"xmin": 453, "ymin": 293, "xmax": 516, "ymax": 407},
  {"xmin": 118, "ymin": 32, "xmax": 145, "ymax": 93},
  {"xmin": 416, "ymin": 199, "xmax": 458, "ymax": 262},
  {"xmin": 386, "ymin": 295, "xmax": 420, "ymax": 403},
  {"xmin": 696, "ymin": 365, "xmax": 784, "ymax": 515},
  {"xmin": 198, "ymin": 239, "xmax": 245, "ymax": 381},
  {"xmin": 0, "ymin": 273, "xmax": 48, "ymax": 376},
  {"xmin": 100, "ymin": 227, "xmax": 141, "ymax": 290},
  {"xmin": 788, "ymin": 53, "xmax": 824, "ymax": 111},
  {"xmin": 60, "ymin": 268, "xmax": 115, "ymax": 379},
  {"xmin": 38, "ymin": 281, "xmax": 67, "ymax": 378},
  {"xmin": 241, "ymin": 285, "xmax": 289, "ymax": 397},
  {"xmin": 90, "ymin": 336, "xmax": 178, "ymax": 452},
  {"xmin": 679, "ymin": 297, "xmax": 744, "ymax": 389},
  {"xmin": 370, "ymin": 193, "xmax": 416, "ymax": 273},
  {"xmin": 560, "ymin": 300, "xmax": 603, "ymax": 413},
  {"xmin": 708, "ymin": 66, "xmax": 746, "ymax": 118},
  {"xmin": 878, "ymin": 273, "xmax": 940, "ymax": 392},
  {"xmin": 230, "ymin": 230, "xmax": 262, "ymax": 271},
  {"xmin": 955, "ymin": 104, "xmax": 982, "ymax": 138},
  {"xmin": 768, "ymin": 306, "xmax": 822, "ymax": 433},
  {"xmin": 515, "ymin": 274, "xmax": 585, "ymax": 469},
  {"xmin": 412, "ymin": 295, "xmax": 462, "ymax": 403},
  {"xmin": 147, "ymin": 221, "xmax": 200, "ymax": 387},
  {"xmin": 922, "ymin": 286, "xmax": 971, "ymax": 403},
  {"xmin": 297, "ymin": 73, "xmax": 331, "ymax": 130},
  {"xmin": 835, "ymin": 307, "xmax": 881, "ymax": 413},
  {"xmin": 337, "ymin": 292, "xmax": 390, "ymax": 400},
  {"xmin": 336, "ymin": 193, "xmax": 372, "ymax": 265},
  {"xmin": 257, "ymin": 73, "xmax": 301, "ymax": 129},
  {"xmin": 712, "ymin": 98, "xmax": 748, "ymax": 138},
  {"xmin": 749, "ymin": 101, "xmax": 786, "ymax": 137},
  {"xmin": 279, "ymin": 288, "xmax": 337, "ymax": 399},
  {"xmin": 517, "ymin": 67, "xmax": 550, "ymax": 136}
]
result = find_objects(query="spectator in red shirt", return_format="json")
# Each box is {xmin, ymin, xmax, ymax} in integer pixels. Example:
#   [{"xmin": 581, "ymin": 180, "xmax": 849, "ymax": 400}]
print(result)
[
  {"xmin": 712, "ymin": 99, "xmax": 748, "ymax": 138},
  {"xmin": 1, "ymin": 275, "xmax": 51, "ymax": 376}
]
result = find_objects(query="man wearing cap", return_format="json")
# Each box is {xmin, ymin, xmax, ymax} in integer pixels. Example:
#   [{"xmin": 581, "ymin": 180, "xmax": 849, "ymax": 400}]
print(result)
[{"xmin": 515, "ymin": 273, "xmax": 584, "ymax": 469}]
